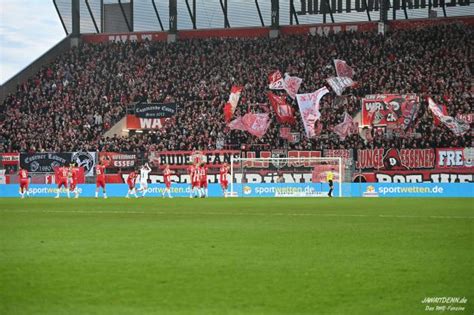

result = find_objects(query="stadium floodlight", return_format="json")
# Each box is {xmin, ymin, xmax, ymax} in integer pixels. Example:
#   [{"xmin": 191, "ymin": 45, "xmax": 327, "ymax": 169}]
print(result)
[{"xmin": 229, "ymin": 156, "xmax": 343, "ymax": 198}]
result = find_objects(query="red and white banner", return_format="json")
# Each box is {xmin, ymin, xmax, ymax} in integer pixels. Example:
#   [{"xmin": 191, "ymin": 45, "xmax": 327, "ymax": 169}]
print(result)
[
  {"xmin": 224, "ymin": 86, "xmax": 243, "ymax": 122},
  {"xmin": 324, "ymin": 149, "xmax": 353, "ymax": 166},
  {"xmin": 126, "ymin": 114, "xmax": 167, "ymax": 130},
  {"xmin": 432, "ymin": 103, "xmax": 448, "ymax": 126},
  {"xmin": 326, "ymin": 76, "xmax": 354, "ymax": 96},
  {"xmin": 296, "ymin": 87, "xmax": 329, "ymax": 138},
  {"xmin": 334, "ymin": 59, "xmax": 354, "ymax": 78},
  {"xmin": 242, "ymin": 113, "xmax": 271, "ymax": 138},
  {"xmin": 283, "ymin": 74, "xmax": 302, "ymax": 99},
  {"xmin": 228, "ymin": 116, "xmax": 247, "ymax": 131},
  {"xmin": 365, "ymin": 169, "xmax": 474, "ymax": 183},
  {"xmin": 436, "ymin": 148, "xmax": 473, "ymax": 168},
  {"xmin": 361, "ymin": 94, "xmax": 419, "ymax": 128},
  {"xmin": 268, "ymin": 92, "xmax": 295, "ymax": 124},
  {"xmin": 228, "ymin": 113, "xmax": 271, "ymax": 138},
  {"xmin": 100, "ymin": 152, "xmax": 142, "ymax": 168},
  {"xmin": 279, "ymin": 127, "xmax": 300, "ymax": 143},
  {"xmin": 268, "ymin": 70, "xmax": 285, "ymax": 90},
  {"xmin": 149, "ymin": 150, "xmax": 240, "ymax": 169},
  {"xmin": 356, "ymin": 148, "xmax": 435, "ymax": 170},
  {"xmin": 0, "ymin": 153, "xmax": 19, "ymax": 166},
  {"xmin": 457, "ymin": 113, "xmax": 474, "ymax": 124},
  {"xmin": 428, "ymin": 97, "xmax": 470, "ymax": 136},
  {"xmin": 333, "ymin": 112, "xmax": 356, "ymax": 140}
]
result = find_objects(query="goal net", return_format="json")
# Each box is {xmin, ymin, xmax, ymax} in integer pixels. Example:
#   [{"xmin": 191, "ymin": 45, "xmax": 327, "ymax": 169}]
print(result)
[{"xmin": 229, "ymin": 157, "xmax": 344, "ymax": 197}]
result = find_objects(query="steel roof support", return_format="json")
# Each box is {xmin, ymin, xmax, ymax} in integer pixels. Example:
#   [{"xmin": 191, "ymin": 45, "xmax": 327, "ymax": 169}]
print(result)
[
  {"xmin": 255, "ymin": 0, "xmax": 265, "ymax": 27},
  {"xmin": 118, "ymin": 0, "xmax": 132, "ymax": 32},
  {"xmin": 85, "ymin": 0, "xmax": 100, "ymax": 33},
  {"xmin": 53, "ymin": 0, "xmax": 69, "ymax": 35},
  {"xmin": 151, "ymin": 0, "xmax": 165, "ymax": 31},
  {"xmin": 185, "ymin": 0, "xmax": 197, "ymax": 29},
  {"xmin": 219, "ymin": 0, "xmax": 231, "ymax": 28},
  {"xmin": 290, "ymin": 0, "xmax": 299, "ymax": 25}
]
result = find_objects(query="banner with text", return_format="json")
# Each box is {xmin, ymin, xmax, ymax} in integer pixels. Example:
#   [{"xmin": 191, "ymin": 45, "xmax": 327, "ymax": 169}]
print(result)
[
  {"xmin": 361, "ymin": 94, "xmax": 419, "ymax": 128},
  {"xmin": 135, "ymin": 102, "xmax": 177, "ymax": 118}
]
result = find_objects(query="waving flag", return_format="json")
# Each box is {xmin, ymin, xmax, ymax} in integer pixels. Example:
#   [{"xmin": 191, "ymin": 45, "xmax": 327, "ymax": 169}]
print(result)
[
  {"xmin": 326, "ymin": 76, "xmax": 354, "ymax": 96},
  {"xmin": 283, "ymin": 74, "xmax": 303, "ymax": 99},
  {"xmin": 242, "ymin": 113, "xmax": 271, "ymax": 138},
  {"xmin": 224, "ymin": 86, "xmax": 243, "ymax": 122},
  {"xmin": 268, "ymin": 70, "xmax": 285, "ymax": 90},
  {"xmin": 333, "ymin": 112, "xmax": 355, "ymax": 140},
  {"xmin": 268, "ymin": 92, "xmax": 296, "ymax": 124},
  {"xmin": 334, "ymin": 59, "xmax": 354, "ymax": 78},
  {"xmin": 296, "ymin": 87, "xmax": 329, "ymax": 138},
  {"xmin": 228, "ymin": 116, "xmax": 246, "ymax": 131},
  {"xmin": 428, "ymin": 97, "xmax": 469, "ymax": 136}
]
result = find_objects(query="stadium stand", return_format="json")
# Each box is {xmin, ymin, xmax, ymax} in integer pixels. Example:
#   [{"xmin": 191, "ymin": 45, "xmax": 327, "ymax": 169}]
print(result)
[{"xmin": 0, "ymin": 23, "xmax": 472, "ymax": 153}]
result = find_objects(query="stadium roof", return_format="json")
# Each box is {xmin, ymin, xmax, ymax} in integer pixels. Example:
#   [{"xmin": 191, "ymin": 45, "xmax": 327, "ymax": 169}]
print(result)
[{"xmin": 54, "ymin": 0, "xmax": 474, "ymax": 35}]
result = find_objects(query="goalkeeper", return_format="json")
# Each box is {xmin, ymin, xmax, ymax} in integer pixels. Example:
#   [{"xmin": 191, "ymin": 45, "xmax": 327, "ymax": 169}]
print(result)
[{"xmin": 327, "ymin": 169, "xmax": 334, "ymax": 197}]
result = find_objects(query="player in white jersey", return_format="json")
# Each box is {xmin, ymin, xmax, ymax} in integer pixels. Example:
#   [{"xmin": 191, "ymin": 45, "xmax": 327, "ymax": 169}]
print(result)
[{"xmin": 137, "ymin": 163, "xmax": 152, "ymax": 197}]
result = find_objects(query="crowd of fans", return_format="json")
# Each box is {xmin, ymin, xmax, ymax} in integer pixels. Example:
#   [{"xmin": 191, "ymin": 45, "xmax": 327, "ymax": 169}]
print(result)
[{"xmin": 0, "ymin": 22, "xmax": 472, "ymax": 153}]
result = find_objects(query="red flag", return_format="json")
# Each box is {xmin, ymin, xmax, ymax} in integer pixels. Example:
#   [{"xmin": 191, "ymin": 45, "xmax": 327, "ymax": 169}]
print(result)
[
  {"xmin": 223, "ymin": 86, "xmax": 243, "ymax": 122},
  {"xmin": 224, "ymin": 103, "xmax": 233, "ymax": 123},
  {"xmin": 228, "ymin": 116, "xmax": 246, "ymax": 131},
  {"xmin": 268, "ymin": 70, "xmax": 285, "ymax": 90},
  {"xmin": 427, "ymin": 97, "xmax": 470, "ymax": 136},
  {"xmin": 242, "ymin": 113, "xmax": 271, "ymax": 138},
  {"xmin": 268, "ymin": 92, "xmax": 296, "ymax": 125},
  {"xmin": 283, "ymin": 74, "xmax": 302, "ymax": 99},
  {"xmin": 334, "ymin": 59, "xmax": 354, "ymax": 78},
  {"xmin": 433, "ymin": 104, "xmax": 447, "ymax": 126},
  {"xmin": 333, "ymin": 112, "xmax": 355, "ymax": 140}
]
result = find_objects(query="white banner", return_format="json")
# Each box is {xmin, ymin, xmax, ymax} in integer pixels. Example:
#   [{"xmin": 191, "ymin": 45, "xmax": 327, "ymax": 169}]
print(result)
[
  {"xmin": 296, "ymin": 87, "xmax": 329, "ymax": 138},
  {"xmin": 326, "ymin": 76, "xmax": 354, "ymax": 96}
]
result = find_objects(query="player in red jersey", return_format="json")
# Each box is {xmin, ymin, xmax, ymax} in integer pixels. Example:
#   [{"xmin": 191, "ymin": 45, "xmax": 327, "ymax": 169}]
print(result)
[
  {"xmin": 192, "ymin": 163, "xmax": 202, "ymax": 198},
  {"xmin": 126, "ymin": 169, "xmax": 138, "ymax": 198},
  {"xmin": 55, "ymin": 165, "xmax": 70, "ymax": 198},
  {"xmin": 219, "ymin": 163, "xmax": 229, "ymax": 197},
  {"xmin": 199, "ymin": 163, "xmax": 208, "ymax": 198},
  {"xmin": 187, "ymin": 163, "xmax": 196, "ymax": 198},
  {"xmin": 69, "ymin": 164, "xmax": 80, "ymax": 199},
  {"xmin": 162, "ymin": 164, "xmax": 173, "ymax": 198},
  {"xmin": 95, "ymin": 162, "xmax": 107, "ymax": 199},
  {"xmin": 18, "ymin": 168, "xmax": 30, "ymax": 199}
]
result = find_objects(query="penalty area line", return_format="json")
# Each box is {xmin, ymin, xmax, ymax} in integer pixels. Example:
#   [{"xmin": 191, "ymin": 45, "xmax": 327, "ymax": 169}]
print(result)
[{"xmin": 0, "ymin": 209, "xmax": 473, "ymax": 220}]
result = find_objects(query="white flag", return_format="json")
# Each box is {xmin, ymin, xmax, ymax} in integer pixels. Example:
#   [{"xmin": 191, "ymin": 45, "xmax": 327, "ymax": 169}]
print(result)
[
  {"xmin": 296, "ymin": 87, "xmax": 329, "ymax": 138},
  {"xmin": 326, "ymin": 76, "xmax": 354, "ymax": 96}
]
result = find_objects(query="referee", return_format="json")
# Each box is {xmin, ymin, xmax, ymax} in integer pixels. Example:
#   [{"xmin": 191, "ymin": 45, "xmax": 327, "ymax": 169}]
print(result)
[{"xmin": 327, "ymin": 169, "xmax": 334, "ymax": 197}]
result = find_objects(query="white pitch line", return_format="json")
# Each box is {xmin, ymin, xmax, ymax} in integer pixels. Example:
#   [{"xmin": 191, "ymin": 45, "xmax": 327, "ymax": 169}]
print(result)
[{"xmin": 0, "ymin": 209, "xmax": 473, "ymax": 220}]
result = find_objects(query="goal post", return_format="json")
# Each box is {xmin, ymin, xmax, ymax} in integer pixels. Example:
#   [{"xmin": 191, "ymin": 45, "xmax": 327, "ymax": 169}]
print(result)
[{"xmin": 229, "ymin": 156, "xmax": 344, "ymax": 197}]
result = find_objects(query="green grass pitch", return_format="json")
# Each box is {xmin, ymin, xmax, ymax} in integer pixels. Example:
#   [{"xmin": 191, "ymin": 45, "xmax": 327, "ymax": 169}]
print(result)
[{"xmin": 0, "ymin": 198, "xmax": 472, "ymax": 314}]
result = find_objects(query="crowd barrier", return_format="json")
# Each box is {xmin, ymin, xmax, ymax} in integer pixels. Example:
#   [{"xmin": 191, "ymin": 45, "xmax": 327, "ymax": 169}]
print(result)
[{"xmin": 0, "ymin": 183, "xmax": 472, "ymax": 198}]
